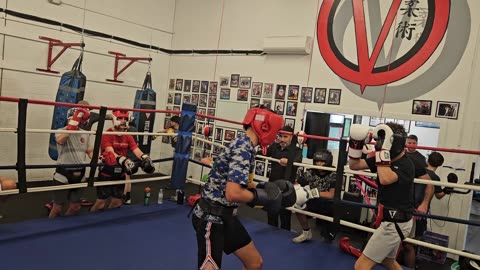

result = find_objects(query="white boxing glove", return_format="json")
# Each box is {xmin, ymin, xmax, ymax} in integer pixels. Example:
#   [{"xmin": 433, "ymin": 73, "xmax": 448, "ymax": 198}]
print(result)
[
  {"xmin": 348, "ymin": 124, "xmax": 373, "ymax": 159},
  {"xmin": 373, "ymin": 124, "xmax": 394, "ymax": 166},
  {"xmin": 294, "ymin": 184, "xmax": 308, "ymax": 209},
  {"xmin": 297, "ymin": 131, "xmax": 307, "ymax": 144}
]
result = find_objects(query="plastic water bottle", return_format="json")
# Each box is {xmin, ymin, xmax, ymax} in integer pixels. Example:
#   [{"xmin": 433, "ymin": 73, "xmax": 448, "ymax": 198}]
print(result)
[
  {"xmin": 144, "ymin": 187, "xmax": 151, "ymax": 206},
  {"xmin": 158, "ymin": 188, "xmax": 164, "ymax": 204}
]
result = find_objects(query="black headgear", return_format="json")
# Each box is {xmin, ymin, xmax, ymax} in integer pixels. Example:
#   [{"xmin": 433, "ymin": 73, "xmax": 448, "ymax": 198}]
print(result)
[
  {"xmin": 390, "ymin": 134, "xmax": 407, "ymax": 158},
  {"xmin": 313, "ymin": 150, "xmax": 333, "ymax": 167}
]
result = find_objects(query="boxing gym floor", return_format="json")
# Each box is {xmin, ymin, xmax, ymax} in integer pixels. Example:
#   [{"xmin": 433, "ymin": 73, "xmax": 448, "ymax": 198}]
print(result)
[{"xmin": 0, "ymin": 179, "xmax": 456, "ymax": 270}]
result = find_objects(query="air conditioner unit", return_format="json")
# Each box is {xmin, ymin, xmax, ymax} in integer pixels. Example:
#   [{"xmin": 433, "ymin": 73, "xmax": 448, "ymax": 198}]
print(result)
[{"xmin": 263, "ymin": 36, "xmax": 313, "ymax": 55}]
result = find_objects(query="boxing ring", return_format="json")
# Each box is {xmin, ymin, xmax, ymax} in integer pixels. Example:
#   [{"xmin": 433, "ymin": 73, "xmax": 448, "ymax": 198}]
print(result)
[{"xmin": 1, "ymin": 96, "xmax": 480, "ymax": 269}]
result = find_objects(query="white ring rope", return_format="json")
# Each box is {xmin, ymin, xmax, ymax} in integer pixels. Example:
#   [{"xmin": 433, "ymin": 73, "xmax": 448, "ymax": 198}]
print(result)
[
  {"xmin": 0, "ymin": 127, "xmax": 177, "ymax": 137},
  {"xmin": 192, "ymin": 136, "xmax": 480, "ymax": 191},
  {"xmin": 0, "ymin": 175, "xmax": 171, "ymax": 195},
  {"xmin": 186, "ymin": 173, "xmax": 480, "ymax": 261}
]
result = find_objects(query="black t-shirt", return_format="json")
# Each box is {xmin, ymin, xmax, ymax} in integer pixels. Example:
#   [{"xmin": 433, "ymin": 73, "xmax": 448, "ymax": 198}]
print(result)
[
  {"xmin": 406, "ymin": 151, "xmax": 427, "ymax": 168},
  {"xmin": 264, "ymin": 142, "xmax": 302, "ymax": 183},
  {"xmin": 427, "ymin": 169, "xmax": 443, "ymax": 192},
  {"xmin": 407, "ymin": 155, "xmax": 430, "ymax": 208},
  {"xmin": 366, "ymin": 155, "xmax": 415, "ymax": 212}
]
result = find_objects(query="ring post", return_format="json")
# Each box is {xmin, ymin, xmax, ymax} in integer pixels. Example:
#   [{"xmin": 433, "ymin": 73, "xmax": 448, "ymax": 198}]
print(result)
[
  {"xmin": 87, "ymin": 106, "xmax": 108, "ymax": 187},
  {"xmin": 333, "ymin": 137, "xmax": 348, "ymax": 236},
  {"xmin": 171, "ymin": 103, "xmax": 196, "ymax": 204},
  {"xmin": 16, "ymin": 99, "xmax": 28, "ymax": 193}
]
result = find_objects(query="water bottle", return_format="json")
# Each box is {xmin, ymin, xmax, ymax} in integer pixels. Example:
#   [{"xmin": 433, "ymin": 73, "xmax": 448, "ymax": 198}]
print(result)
[
  {"xmin": 144, "ymin": 187, "xmax": 151, "ymax": 206},
  {"xmin": 158, "ymin": 188, "xmax": 164, "ymax": 204},
  {"xmin": 176, "ymin": 189, "xmax": 185, "ymax": 205}
]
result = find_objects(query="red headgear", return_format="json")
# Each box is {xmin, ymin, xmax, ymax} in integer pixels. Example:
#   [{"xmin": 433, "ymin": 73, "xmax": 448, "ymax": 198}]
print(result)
[
  {"xmin": 243, "ymin": 107, "xmax": 283, "ymax": 153},
  {"xmin": 112, "ymin": 110, "xmax": 131, "ymax": 129},
  {"xmin": 67, "ymin": 107, "xmax": 90, "ymax": 128}
]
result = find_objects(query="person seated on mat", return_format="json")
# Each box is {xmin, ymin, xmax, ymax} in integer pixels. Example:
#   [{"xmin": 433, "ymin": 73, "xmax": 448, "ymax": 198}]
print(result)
[
  {"xmin": 292, "ymin": 150, "xmax": 337, "ymax": 243},
  {"xmin": 90, "ymin": 110, "xmax": 155, "ymax": 212},
  {"xmin": 0, "ymin": 177, "xmax": 16, "ymax": 202},
  {"xmin": 49, "ymin": 104, "xmax": 94, "ymax": 219},
  {"xmin": 191, "ymin": 105, "xmax": 285, "ymax": 270}
]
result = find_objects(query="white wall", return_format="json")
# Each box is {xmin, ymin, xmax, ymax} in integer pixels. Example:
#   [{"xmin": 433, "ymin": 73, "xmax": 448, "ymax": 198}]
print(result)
[
  {"xmin": 1, "ymin": 0, "xmax": 479, "ymax": 256},
  {"xmin": 0, "ymin": 0, "xmax": 176, "ymax": 180},
  {"xmin": 169, "ymin": 0, "xmax": 480, "ymax": 255}
]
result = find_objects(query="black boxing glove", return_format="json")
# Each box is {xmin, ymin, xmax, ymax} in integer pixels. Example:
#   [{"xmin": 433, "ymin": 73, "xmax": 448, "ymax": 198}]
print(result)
[
  {"xmin": 443, "ymin": 187, "xmax": 454, "ymax": 194},
  {"xmin": 117, "ymin": 156, "xmax": 137, "ymax": 175},
  {"xmin": 141, "ymin": 154, "xmax": 155, "ymax": 174},
  {"xmin": 247, "ymin": 182, "xmax": 282, "ymax": 215}
]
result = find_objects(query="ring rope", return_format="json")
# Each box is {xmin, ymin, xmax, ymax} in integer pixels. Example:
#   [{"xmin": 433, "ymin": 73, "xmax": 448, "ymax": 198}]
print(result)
[
  {"xmin": 0, "ymin": 128, "xmax": 177, "ymax": 138},
  {"xmin": 185, "ymin": 173, "xmax": 480, "ymax": 261},
  {"xmin": 0, "ymin": 175, "xmax": 171, "ymax": 195}
]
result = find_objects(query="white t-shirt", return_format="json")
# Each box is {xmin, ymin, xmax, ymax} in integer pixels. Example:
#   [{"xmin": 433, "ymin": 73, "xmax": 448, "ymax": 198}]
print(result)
[{"xmin": 54, "ymin": 128, "xmax": 91, "ymax": 183}]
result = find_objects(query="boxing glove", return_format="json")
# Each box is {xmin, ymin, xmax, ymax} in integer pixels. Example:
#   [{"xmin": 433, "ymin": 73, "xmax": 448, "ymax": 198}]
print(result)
[
  {"xmin": 100, "ymin": 151, "xmax": 117, "ymax": 167},
  {"xmin": 293, "ymin": 184, "xmax": 308, "ymax": 209},
  {"xmin": 373, "ymin": 124, "xmax": 394, "ymax": 166},
  {"xmin": 297, "ymin": 131, "xmax": 307, "ymax": 144},
  {"xmin": 141, "ymin": 154, "xmax": 155, "ymax": 174},
  {"xmin": 273, "ymin": 180, "xmax": 296, "ymax": 208},
  {"xmin": 66, "ymin": 109, "xmax": 90, "ymax": 130},
  {"xmin": 348, "ymin": 124, "xmax": 373, "ymax": 159},
  {"xmin": 117, "ymin": 156, "xmax": 137, "ymax": 175},
  {"xmin": 247, "ymin": 182, "xmax": 282, "ymax": 215}
]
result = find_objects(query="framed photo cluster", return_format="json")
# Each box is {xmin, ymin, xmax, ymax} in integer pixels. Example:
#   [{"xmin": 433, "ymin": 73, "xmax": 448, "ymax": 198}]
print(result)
[{"xmin": 411, "ymin": 100, "xmax": 460, "ymax": 120}]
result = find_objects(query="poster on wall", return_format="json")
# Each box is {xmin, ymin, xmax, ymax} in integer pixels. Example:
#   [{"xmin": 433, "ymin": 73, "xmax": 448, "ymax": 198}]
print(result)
[
  {"xmin": 275, "ymin": 85, "xmax": 286, "ymax": 100},
  {"xmin": 300, "ymin": 87, "xmax": 313, "ymax": 103},
  {"xmin": 230, "ymin": 74, "xmax": 240, "ymax": 87},
  {"xmin": 220, "ymin": 88, "xmax": 231, "ymax": 100},
  {"xmin": 328, "ymin": 89, "xmax": 341, "ymax": 105},
  {"xmin": 435, "ymin": 101, "xmax": 460, "ymax": 119},
  {"xmin": 252, "ymin": 82, "xmax": 262, "ymax": 97},
  {"xmin": 314, "ymin": 88, "xmax": 326, "ymax": 103},
  {"xmin": 412, "ymin": 100, "xmax": 432, "ymax": 115},
  {"xmin": 288, "ymin": 85, "xmax": 300, "ymax": 100}
]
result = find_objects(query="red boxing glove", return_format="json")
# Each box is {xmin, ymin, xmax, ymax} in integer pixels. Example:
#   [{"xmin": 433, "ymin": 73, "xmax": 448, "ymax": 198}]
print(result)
[
  {"xmin": 66, "ymin": 108, "xmax": 90, "ymax": 130},
  {"xmin": 101, "ymin": 151, "xmax": 117, "ymax": 166}
]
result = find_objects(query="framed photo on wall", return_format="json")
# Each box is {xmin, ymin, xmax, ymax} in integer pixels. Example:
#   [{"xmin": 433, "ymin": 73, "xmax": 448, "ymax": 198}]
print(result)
[
  {"xmin": 209, "ymin": 81, "xmax": 218, "ymax": 95},
  {"xmin": 287, "ymin": 85, "xmax": 300, "ymax": 100},
  {"xmin": 220, "ymin": 76, "xmax": 229, "ymax": 86},
  {"xmin": 369, "ymin": 117, "xmax": 384, "ymax": 127},
  {"xmin": 175, "ymin": 79, "xmax": 183, "ymax": 91},
  {"xmin": 263, "ymin": 83, "xmax": 274, "ymax": 98},
  {"xmin": 286, "ymin": 101, "xmax": 297, "ymax": 116},
  {"xmin": 252, "ymin": 82, "xmax": 263, "ymax": 97},
  {"xmin": 191, "ymin": 94, "xmax": 199, "ymax": 106},
  {"xmin": 220, "ymin": 88, "xmax": 230, "ymax": 100},
  {"xmin": 274, "ymin": 100, "xmax": 285, "ymax": 115},
  {"xmin": 239, "ymin": 76, "xmax": 252, "ymax": 89},
  {"xmin": 284, "ymin": 118, "xmax": 295, "ymax": 129},
  {"xmin": 230, "ymin": 74, "xmax": 240, "ymax": 88},
  {"xmin": 435, "ymin": 101, "xmax": 460, "ymax": 119},
  {"xmin": 255, "ymin": 161, "xmax": 265, "ymax": 176},
  {"xmin": 250, "ymin": 98, "xmax": 260, "ymax": 108},
  {"xmin": 328, "ymin": 88, "xmax": 342, "ymax": 105},
  {"xmin": 214, "ymin": 128, "xmax": 223, "ymax": 141},
  {"xmin": 169, "ymin": 79, "xmax": 175, "ymax": 90},
  {"xmin": 300, "ymin": 87, "xmax": 313, "ymax": 103},
  {"xmin": 192, "ymin": 80, "xmax": 200, "ymax": 92},
  {"xmin": 184, "ymin": 80, "xmax": 191, "ymax": 92},
  {"xmin": 237, "ymin": 89, "xmax": 249, "ymax": 101},
  {"xmin": 262, "ymin": 99, "xmax": 272, "ymax": 109},
  {"xmin": 200, "ymin": 81, "xmax": 209, "ymax": 93},
  {"xmin": 412, "ymin": 100, "xmax": 432, "ymax": 115},
  {"xmin": 314, "ymin": 88, "xmax": 326, "ymax": 103},
  {"xmin": 275, "ymin": 85, "xmax": 287, "ymax": 100},
  {"xmin": 224, "ymin": 129, "xmax": 236, "ymax": 141}
]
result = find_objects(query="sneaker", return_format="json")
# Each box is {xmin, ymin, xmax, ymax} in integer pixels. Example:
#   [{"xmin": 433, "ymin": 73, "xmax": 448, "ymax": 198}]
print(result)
[
  {"xmin": 124, "ymin": 199, "xmax": 131, "ymax": 205},
  {"xmin": 292, "ymin": 230, "xmax": 312, "ymax": 243}
]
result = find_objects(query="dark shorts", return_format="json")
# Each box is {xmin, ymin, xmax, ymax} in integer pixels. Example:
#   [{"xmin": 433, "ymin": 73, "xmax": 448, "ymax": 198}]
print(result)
[
  {"xmin": 51, "ymin": 179, "xmax": 84, "ymax": 204},
  {"xmin": 96, "ymin": 172, "xmax": 125, "ymax": 200},
  {"xmin": 306, "ymin": 198, "xmax": 333, "ymax": 216},
  {"xmin": 192, "ymin": 214, "xmax": 251, "ymax": 269}
]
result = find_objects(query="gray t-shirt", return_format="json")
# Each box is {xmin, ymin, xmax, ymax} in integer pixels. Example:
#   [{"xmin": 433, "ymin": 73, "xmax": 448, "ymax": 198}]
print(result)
[{"xmin": 54, "ymin": 127, "xmax": 90, "ymax": 183}]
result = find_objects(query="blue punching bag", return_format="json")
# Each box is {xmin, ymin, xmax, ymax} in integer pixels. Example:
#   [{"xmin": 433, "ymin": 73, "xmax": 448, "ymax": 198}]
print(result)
[
  {"xmin": 132, "ymin": 72, "xmax": 156, "ymax": 154},
  {"xmin": 48, "ymin": 53, "xmax": 86, "ymax": 160}
]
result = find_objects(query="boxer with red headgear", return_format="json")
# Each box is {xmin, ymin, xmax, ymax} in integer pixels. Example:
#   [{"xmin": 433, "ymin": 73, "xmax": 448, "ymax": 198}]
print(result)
[
  {"xmin": 90, "ymin": 109, "xmax": 155, "ymax": 212},
  {"xmin": 191, "ymin": 105, "xmax": 284, "ymax": 270}
]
